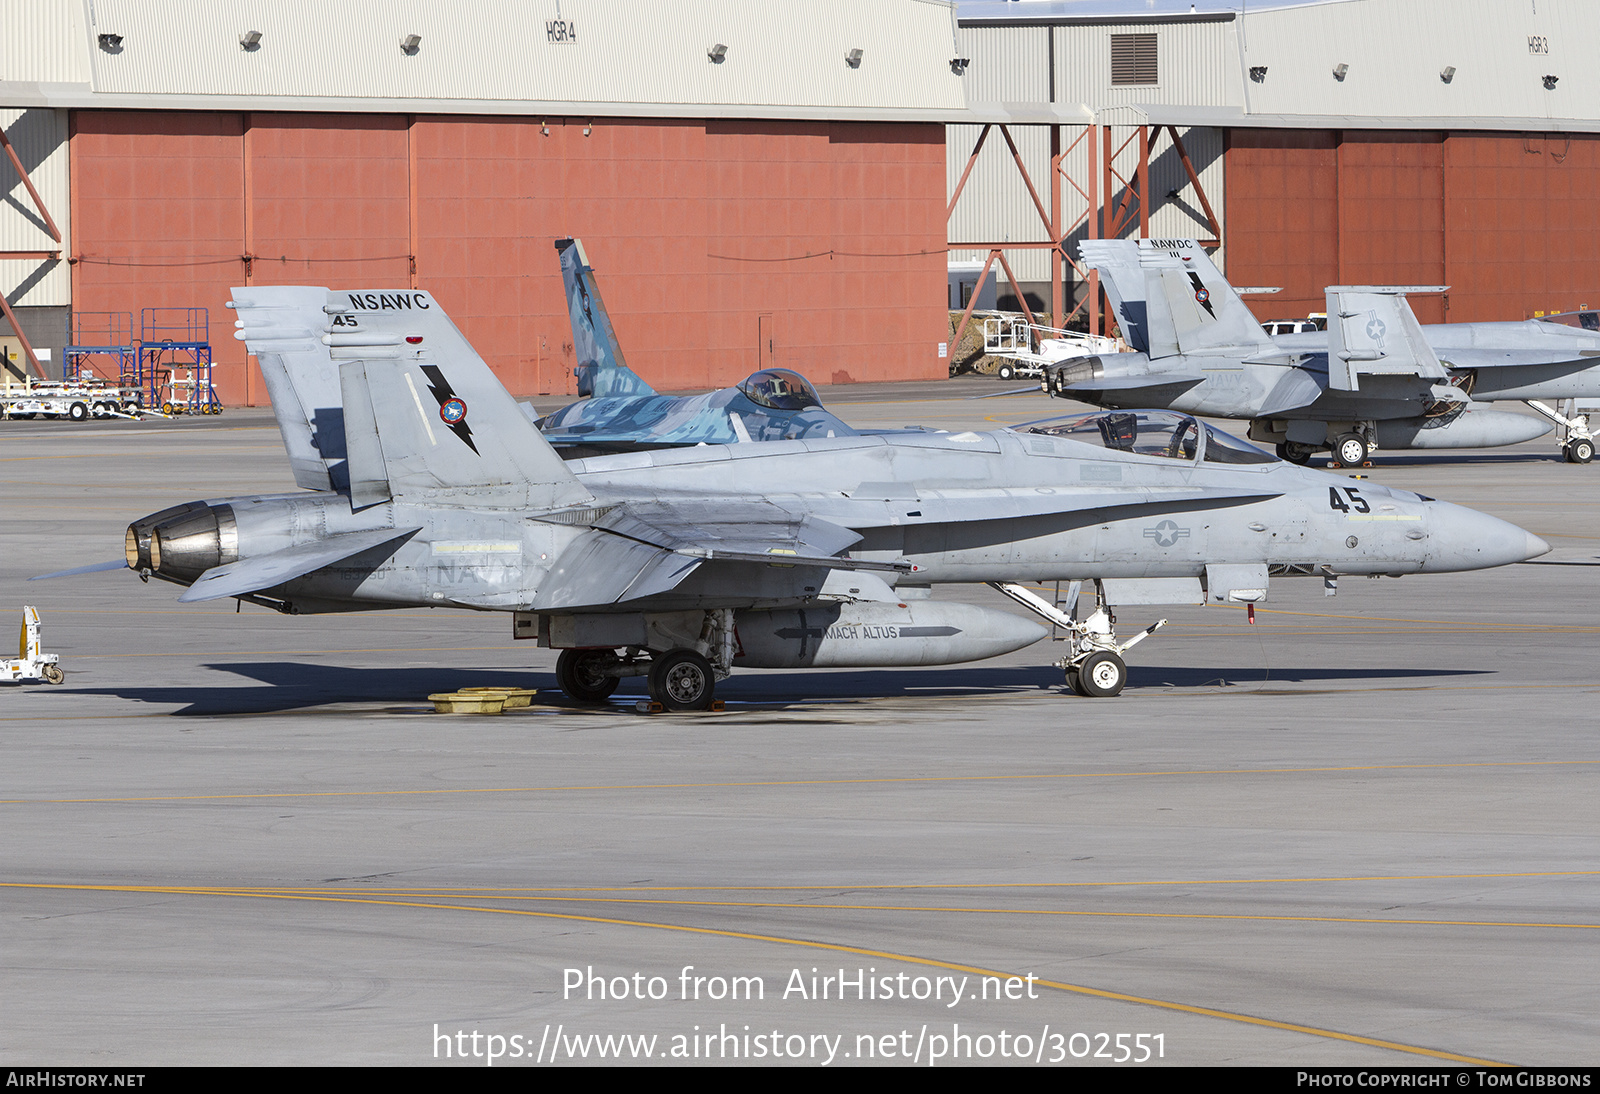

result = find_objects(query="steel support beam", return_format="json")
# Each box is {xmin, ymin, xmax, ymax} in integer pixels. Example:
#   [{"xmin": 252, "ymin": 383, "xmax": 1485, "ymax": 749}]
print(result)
[
  {"xmin": 0, "ymin": 120, "xmax": 64, "ymax": 379},
  {"xmin": 948, "ymin": 121, "xmax": 1222, "ymax": 342}
]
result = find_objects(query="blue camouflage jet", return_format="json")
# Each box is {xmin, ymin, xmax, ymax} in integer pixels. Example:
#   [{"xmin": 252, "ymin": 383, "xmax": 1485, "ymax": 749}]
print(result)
[{"xmin": 531, "ymin": 239, "xmax": 872, "ymax": 455}]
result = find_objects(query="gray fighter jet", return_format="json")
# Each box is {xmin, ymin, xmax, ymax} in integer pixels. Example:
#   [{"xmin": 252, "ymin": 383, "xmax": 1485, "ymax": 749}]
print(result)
[
  {"xmin": 1049, "ymin": 239, "xmax": 1600, "ymax": 467},
  {"xmin": 103, "ymin": 287, "xmax": 1546, "ymax": 708}
]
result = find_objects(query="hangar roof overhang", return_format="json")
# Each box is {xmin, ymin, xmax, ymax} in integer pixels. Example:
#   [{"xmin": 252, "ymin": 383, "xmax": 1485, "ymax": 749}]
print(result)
[
  {"xmin": 2, "ymin": 0, "xmax": 976, "ymax": 125},
  {"xmin": 1098, "ymin": 103, "xmax": 1600, "ymax": 135}
]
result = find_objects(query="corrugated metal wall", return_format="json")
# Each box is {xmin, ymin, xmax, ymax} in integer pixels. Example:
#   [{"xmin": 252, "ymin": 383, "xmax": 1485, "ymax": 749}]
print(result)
[
  {"xmin": 1053, "ymin": 20, "xmax": 1238, "ymax": 110},
  {"xmin": 82, "ymin": 0, "xmax": 964, "ymax": 114},
  {"xmin": 0, "ymin": 0, "xmax": 90, "ymax": 84},
  {"xmin": 1237, "ymin": 0, "xmax": 1600, "ymax": 122},
  {"xmin": 948, "ymin": 21, "xmax": 1228, "ymax": 286},
  {"xmin": 948, "ymin": 23, "xmax": 1052, "ymax": 280},
  {"xmin": 0, "ymin": 108, "xmax": 70, "ymax": 308},
  {"xmin": 71, "ymin": 112, "xmax": 949, "ymax": 405}
]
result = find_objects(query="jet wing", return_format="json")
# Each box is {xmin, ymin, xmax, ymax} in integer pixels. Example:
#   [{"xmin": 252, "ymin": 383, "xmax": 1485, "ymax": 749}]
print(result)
[
  {"xmin": 1436, "ymin": 347, "xmax": 1600, "ymax": 368},
  {"xmin": 178, "ymin": 527, "xmax": 421, "ymax": 603}
]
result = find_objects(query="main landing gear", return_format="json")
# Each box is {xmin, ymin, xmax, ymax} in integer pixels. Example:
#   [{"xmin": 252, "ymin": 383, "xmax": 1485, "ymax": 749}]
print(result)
[
  {"xmin": 553, "ymin": 610, "xmax": 734, "ymax": 712},
  {"xmin": 989, "ymin": 580, "xmax": 1166, "ymax": 698}
]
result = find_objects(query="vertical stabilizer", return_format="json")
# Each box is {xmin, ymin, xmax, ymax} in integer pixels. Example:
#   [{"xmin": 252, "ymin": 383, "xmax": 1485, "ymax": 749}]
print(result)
[
  {"xmin": 325, "ymin": 289, "xmax": 595, "ymax": 507},
  {"xmin": 555, "ymin": 238, "xmax": 655, "ymax": 398},
  {"xmin": 1140, "ymin": 240, "xmax": 1275, "ymax": 355},
  {"xmin": 230, "ymin": 286, "xmax": 342, "ymax": 490},
  {"xmin": 1078, "ymin": 240, "xmax": 1167, "ymax": 355}
]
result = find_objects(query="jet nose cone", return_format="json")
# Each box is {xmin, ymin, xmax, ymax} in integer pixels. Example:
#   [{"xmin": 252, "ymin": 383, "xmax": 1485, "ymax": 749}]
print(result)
[{"xmin": 1426, "ymin": 502, "xmax": 1549, "ymax": 571}]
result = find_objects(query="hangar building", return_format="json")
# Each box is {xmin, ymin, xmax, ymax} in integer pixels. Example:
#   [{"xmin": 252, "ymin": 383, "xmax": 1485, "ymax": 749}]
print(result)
[
  {"xmin": 951, "ymin": 0, "xmax": 1600, "ymax": 331},
  {"xmin": 0, "ymin": 0, "xmax": 966, "ymax": 403}
]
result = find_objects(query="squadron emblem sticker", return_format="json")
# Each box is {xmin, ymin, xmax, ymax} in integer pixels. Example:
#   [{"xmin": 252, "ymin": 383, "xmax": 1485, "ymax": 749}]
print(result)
[{"xmin": 421, "ymin": 365, "xmax": 480, "ymax": 454}]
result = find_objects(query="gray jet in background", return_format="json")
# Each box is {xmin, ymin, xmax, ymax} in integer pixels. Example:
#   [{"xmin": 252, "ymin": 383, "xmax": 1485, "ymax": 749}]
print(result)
[
  {"xmin": 1049, "ymin": 239, "xmax": 1600, "ymax": 467},
  {"xmin": 92, "ymin": 286, "xmax": 1548, "ymax": 708}
]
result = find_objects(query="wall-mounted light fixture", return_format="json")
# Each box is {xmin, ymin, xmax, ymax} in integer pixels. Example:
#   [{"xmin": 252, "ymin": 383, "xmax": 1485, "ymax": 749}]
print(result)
[
  {"xmin": 950, "ymin": 56, "xmax": 970, "ymax": 75},
  {"xmin": 400, "ymin": 33, "xmax": 421, "ymax": 54},
  {"xmin": 239, "ymin": 29, "xmax": 262, "ymax": 51},
  {"xmin": 708, "ymin": 43, "xmax": 728, "ymax": 63},
  {"xmin": 582, "ymin": 122, "xmax": 592, "ymax": 137},
  {"xmin": 1249, "ymin": 65, "xmax": 1268, "ymax": 83},
  {"xmin": 846, "ymin": 48, "xmax": 863, "ymax": 69},
  {"xmin": 96, "ymin": 33, "xmax": 123, "ymax": 51},
  {"xmin": 1543, "ymin": 74, "xmax": 1559, "ymax": 89},
  {"xmin": 1333, "ymin": 62, "xmax": 1349, "ymax": 81},
  {"xmin": 1440, "ymin": 65, "xmax": 1456, "ymax": 83}
]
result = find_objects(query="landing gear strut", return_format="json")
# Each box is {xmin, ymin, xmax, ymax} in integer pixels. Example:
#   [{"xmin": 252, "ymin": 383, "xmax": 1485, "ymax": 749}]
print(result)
[
  {"xmin": 989, "ymin": 580, "xmax": 1165, "ymax": 698},
  {"xmin": 1526, "ymin": 399, "xmax": 1597, "ymax": 464}
]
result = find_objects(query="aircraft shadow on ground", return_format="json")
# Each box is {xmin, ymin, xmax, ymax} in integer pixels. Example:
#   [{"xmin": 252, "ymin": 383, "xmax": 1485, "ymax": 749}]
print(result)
[{"xmin": 68, "ymin": 661, "xmax": 1492, "ymax": 715}]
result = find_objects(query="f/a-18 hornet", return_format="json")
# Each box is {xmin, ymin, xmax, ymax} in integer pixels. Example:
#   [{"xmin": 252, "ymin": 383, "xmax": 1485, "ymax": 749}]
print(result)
[
  {"xmin": 1048, "ymin": 238, "xmax": 1600, "ymax": 467},
  {"xmin": 106, "ymin": 286, "xmax": 1545, "ymax": 708}
]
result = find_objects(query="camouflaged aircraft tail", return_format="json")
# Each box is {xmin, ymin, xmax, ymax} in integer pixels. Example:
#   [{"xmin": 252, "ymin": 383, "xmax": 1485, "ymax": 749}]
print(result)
[{"xmin": 556, "ymin": 237, "xmax": 655, "ymax": 399}]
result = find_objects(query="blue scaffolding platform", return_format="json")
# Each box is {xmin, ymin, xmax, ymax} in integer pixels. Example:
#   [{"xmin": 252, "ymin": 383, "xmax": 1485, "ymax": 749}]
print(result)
[
  {"xmin": 139, "ymin": 307, "xmax": 220, "ymax": 414},
  {"xmin": 63, "ymin": 311, "xmax": 138, "ymax": 389}
]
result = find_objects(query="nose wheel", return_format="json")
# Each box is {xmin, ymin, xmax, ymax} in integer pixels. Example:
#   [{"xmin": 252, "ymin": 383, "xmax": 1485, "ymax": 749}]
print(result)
[{"xmin": 1068, "ymin": 650, "xmax": 1127, "ymax": 697}]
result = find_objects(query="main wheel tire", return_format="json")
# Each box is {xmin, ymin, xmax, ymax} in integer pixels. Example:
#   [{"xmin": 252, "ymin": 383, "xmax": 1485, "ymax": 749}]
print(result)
[
  {"xmin": 648, "ymin": 649, "xmax": 716, "ymax": 711},
  {"xmin": 1276, "ymin": 441, "xmax": 1315, "ymax": 465},
  {"xmin": 41, "ymin": 664, "xmax": 64, "ymax": 685},
  {"xmin": 1569, "ymin": 438, "xmax": 1595, "ymax": 464},
  {"xmin": 556, "ymin": 648, "xmax": 620, "ymax": 703},
  {"xmin": 1334, "ymin": 432, "xmax": 1367, "ymax": 468},
  {"xmin": 67, "ymin": 401, "xmax": 89, "ymax": 422},
  {"xmin": 1076, "ymin": 651, "xmax": 1126, "ymax": 697}
]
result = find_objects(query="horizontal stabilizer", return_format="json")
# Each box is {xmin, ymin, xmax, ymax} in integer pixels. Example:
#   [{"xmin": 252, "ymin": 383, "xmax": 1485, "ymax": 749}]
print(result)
[
  {"xmin": 532, "ymin": 528, "xmax": 701, "ymax": 611},
  {"xmin": 178, "ymin": 527, "xmax": 420, "ymax": 603},
  {"xmin": 1257, "ymin": 368, "xmax": 1325, "ymax": 416}
]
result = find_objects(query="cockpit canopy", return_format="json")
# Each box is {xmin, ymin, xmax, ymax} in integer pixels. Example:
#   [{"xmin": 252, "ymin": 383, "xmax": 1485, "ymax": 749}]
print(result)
[
  {"xmin": 1019, "ymin": 409, "xmax": 1277, "ymax": 465},
  {"xmin": 738, "ymin": 368, "xmax": 821, "ymax": 411}
]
